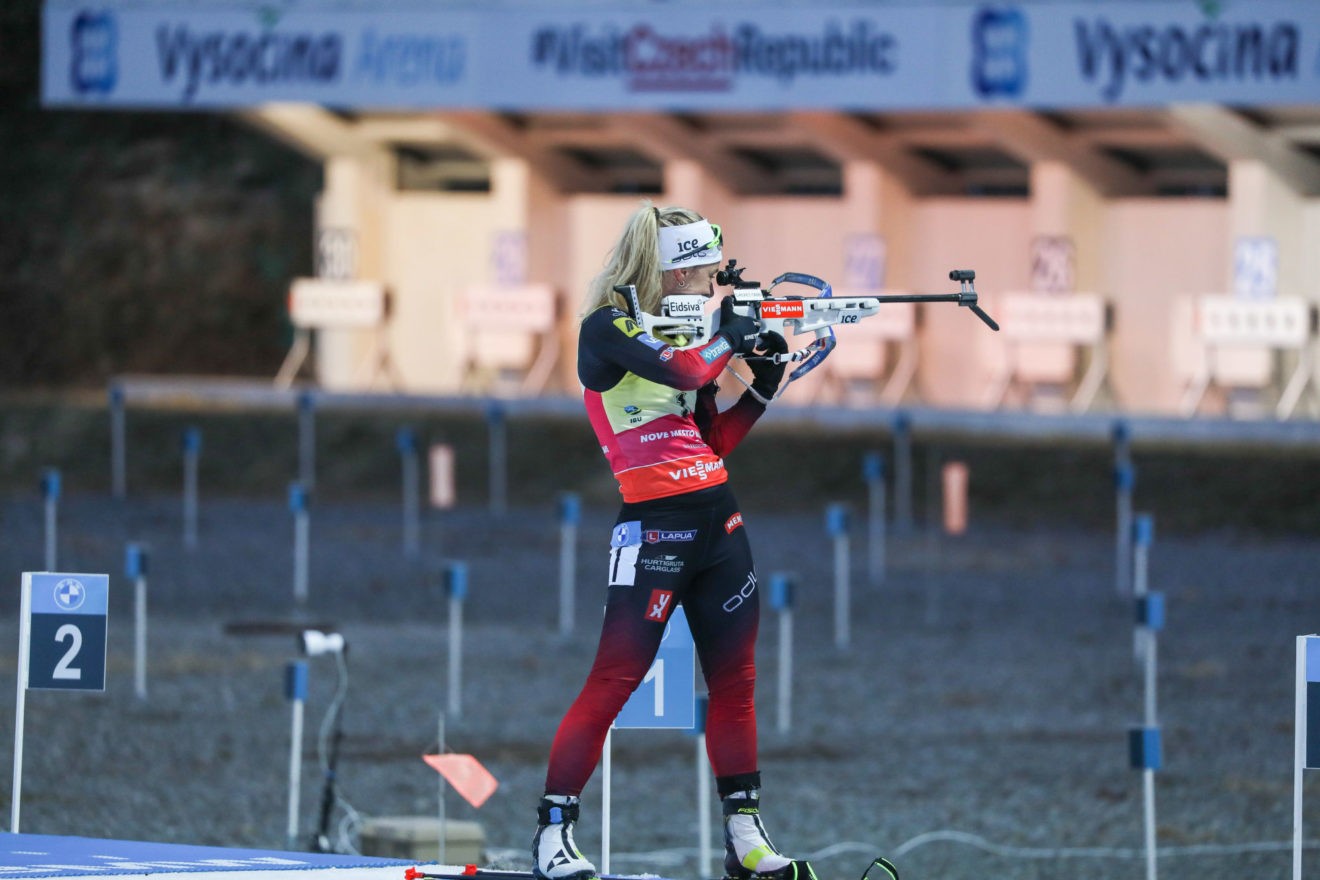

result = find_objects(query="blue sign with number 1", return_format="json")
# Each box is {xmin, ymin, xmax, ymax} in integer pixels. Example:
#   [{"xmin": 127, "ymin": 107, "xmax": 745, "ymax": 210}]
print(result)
[
  {"xmin": 614, "ymin": 606, "xmax": 695, "ymax": 730},
  {"xmin": 24, "ymin": 572, "xmax": 108, "ymax": 691}
]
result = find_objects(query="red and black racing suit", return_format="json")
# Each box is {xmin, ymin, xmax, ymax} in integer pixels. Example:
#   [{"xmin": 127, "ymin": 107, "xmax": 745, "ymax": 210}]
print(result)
[{"xmin": 544, "ymin": 306, "xmax": 768, "ymax": 797}]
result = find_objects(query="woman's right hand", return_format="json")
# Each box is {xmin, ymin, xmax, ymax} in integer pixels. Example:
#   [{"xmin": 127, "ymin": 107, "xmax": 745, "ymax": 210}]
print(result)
[{"xmin": 718, "ymin": 297, "xmax": 762, "ymax": 355}]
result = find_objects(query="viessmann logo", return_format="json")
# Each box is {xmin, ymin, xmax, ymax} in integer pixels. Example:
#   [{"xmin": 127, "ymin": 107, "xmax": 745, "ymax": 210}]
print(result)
[
  {"xmin": 760, "ymin": 301, "xmax": 805, "ymax": 320},
  {"xmin": 531, "ymin": 19, "xmax": 897, "ymax": 92}
]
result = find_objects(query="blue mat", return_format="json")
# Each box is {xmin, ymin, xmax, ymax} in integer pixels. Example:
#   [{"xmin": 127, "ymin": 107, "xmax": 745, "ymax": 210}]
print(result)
[{"xmin": 0, "ymin": 833, "xmax": 414, "ymax": 877}]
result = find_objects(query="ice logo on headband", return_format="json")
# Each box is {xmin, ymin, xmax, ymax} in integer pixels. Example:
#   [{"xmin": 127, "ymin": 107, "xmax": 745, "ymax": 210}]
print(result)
[{"xmin": 659, "ymin": 220, "xmax": 722, "ymax": 269}]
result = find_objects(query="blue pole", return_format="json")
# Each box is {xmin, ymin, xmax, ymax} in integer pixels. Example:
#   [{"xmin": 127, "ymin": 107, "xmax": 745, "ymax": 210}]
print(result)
[
  {"xmin": 558, "ymin": 492, "xmax": 581, "ymax": 638},
  {"xmin": 298, "ymin": 391, "xmax": 316, "ymax": 492},
  {"xmin": 397, "ymin": 427, "xmax": 420, "ymax": 557},
  {"xmin": 445, "ymin": 562, "xmax": 468, "ymax": 718},
  {"xmin": 487, "ymin": 401, "xmax": 507, "ymax": 514},
  {"xmin": 182, "ymin": 427, "xmax": 202, "ymax": 550},
  {"xmin": 109, "ymin": 384, "xmax": 126, "ymax": 499},
  {"xmin": 826, "ymin": 504, "xmax": 851, "ymax": 650},
  {"xmin": 862, "ymin": 452, "xmax": 887, "ymax": 584},
  {"xmin": 41, "ymin": 468, "xmax": 60, "ymax": 571},
  {"xmin": 893, "ymin": 413, "xmax": 913, "ymax": 534},
  {"xmin": 285, "ymin": 660, "xmax": 309, "ymax": 849},
  {"xmin": 126, "ymin": 543, "xmax": 150, "ymax": 700},
  {"xmin": 770, "ymin": 573, "xmax": 795, "ymax": 734},
  {"xmin": 289, "ymin": 482, "xmax": 310, "ymax": 605},
  {"xmin": 1114, "ymin": 419, "xmax": 1134, "ymax": 596}
]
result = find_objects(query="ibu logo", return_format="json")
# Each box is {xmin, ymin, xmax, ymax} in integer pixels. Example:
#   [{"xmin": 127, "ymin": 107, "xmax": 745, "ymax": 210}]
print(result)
[
  {"xmin": 971, "ymin": 5, "xmax": 1028, "ymax": 99},
  {"xmin": 71, "ymin": 9, "xmax": 118, "ymax": 95}
]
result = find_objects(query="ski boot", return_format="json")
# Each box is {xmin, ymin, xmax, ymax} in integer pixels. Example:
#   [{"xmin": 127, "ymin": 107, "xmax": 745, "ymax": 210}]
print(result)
[
  {"xmin": 721, "ymin": 789, "xmax": 817, "ymax": 880},
  {"xmin": 532, "ymin": 795, "xmax": 598, "ymax": 880}
]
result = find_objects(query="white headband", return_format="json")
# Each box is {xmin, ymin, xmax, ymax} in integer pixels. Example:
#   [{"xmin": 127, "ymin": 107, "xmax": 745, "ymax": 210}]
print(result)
[{"xmin": 658, "ymin": 219, "xmax": 723, "ymax": 270}]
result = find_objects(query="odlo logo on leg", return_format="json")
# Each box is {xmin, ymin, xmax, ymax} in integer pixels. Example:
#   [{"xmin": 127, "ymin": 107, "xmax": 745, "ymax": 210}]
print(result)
[
  {"xmin": 722, "ymin": 572, "xmax": 757, "ymax": 612},
  {"xmin": 646, "ymin": 589, "xmax": 674, "ymax": 622}
]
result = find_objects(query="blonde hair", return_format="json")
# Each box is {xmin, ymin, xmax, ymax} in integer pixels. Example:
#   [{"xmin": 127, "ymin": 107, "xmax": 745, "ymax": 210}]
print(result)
[{"xmin": 581, "ymin": 201, "xmax": 709, "ymax": 318}]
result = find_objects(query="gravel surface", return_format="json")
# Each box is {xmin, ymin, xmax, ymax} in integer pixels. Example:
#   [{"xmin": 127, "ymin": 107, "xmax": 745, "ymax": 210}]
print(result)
[{"xmin": 0, "ymin": 487, "xmax": 1316, "ymax": 880}]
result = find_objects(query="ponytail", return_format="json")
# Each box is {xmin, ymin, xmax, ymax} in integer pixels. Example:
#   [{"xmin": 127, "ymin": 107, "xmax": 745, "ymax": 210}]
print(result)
[{"xmin": 581, "ymin": 201, "xmax": 707, "ymax": 319}]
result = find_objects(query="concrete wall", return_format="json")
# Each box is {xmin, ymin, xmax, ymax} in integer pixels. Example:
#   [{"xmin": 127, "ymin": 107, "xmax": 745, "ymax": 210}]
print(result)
[{"xmin": 311, "ymin": 156, "xmax": 1315, "ymax": 417}]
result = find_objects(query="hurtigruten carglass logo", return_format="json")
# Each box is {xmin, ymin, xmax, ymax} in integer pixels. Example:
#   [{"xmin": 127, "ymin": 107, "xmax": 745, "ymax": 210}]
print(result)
[
  {"xmin": 71, "ymin": 9, "xmax": 118, "ymax": 95},
  {"xmin": 530, "ymin": 20, "xmax": 897, "ymax": 92}
]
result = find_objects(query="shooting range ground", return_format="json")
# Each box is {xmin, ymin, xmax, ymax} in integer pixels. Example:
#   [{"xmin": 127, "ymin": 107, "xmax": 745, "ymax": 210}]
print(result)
[
  {"xmin": 2, "ymin": 392, "xmax": 1319, "ymax": 536},
  {"xmin": 0, "ymin": 391, "xmax": 1318, "ymax": 880}
]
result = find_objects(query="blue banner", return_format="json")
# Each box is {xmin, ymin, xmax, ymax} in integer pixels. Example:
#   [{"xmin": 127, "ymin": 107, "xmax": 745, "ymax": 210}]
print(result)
[{"xmin": 41, "ymin": 1, "xmax": 1320, "ymax": 111}]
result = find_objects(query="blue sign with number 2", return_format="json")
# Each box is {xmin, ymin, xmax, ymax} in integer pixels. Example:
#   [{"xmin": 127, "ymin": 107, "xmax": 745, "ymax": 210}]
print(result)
[{"xmin": 25, "ymin": 572, "xmax": 108, "ymax": 691}]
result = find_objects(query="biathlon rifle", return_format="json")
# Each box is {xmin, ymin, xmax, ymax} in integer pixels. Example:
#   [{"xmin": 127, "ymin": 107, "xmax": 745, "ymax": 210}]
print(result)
[{"xmin": 627, "ymin": 260, "xmax": 999, "ymax": 401}]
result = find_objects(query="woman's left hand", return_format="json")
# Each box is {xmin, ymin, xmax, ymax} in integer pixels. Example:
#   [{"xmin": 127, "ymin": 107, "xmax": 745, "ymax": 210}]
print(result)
[{"xmin": 748, "ymin": 331, "xmax": 788, "ymax": 400}]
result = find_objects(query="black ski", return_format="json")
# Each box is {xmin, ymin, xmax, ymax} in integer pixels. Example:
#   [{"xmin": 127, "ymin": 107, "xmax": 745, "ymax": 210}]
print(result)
[
  {"xmin": 405, "ymin": 869, "xmax": 648, "ymax": 880},
  {"xmin": 405, "ymin": 856, "xmax": 899, "ymax": 880}
]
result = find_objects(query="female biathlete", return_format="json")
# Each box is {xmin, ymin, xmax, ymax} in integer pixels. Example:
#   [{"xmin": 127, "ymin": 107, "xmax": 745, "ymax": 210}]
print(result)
[{"xmin": 531, "ymin": 203, "xmax": 813, "ymax": 880}]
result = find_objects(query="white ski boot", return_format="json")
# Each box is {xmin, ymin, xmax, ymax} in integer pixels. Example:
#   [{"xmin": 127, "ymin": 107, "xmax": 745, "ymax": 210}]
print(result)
[
  {"xmin": 532, "ymin": 796, "xmax": 598, "ymax": 880},
  {"xmin": 722, "ymin": 790, "xmax": 817, "ymax": 880}
]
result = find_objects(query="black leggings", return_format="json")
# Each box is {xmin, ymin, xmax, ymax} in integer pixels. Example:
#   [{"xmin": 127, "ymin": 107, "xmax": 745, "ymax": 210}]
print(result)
[{"xmin": 545, "ymin": 483, "xmax": 760, "ymax": 796}]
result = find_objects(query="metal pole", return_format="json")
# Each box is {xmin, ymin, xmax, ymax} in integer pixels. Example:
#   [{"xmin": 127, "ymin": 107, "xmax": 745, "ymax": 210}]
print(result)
[
  {"xmin": 290, "ymin": 482, "xmax": 310, "ymax": 606},
  {"xmin": 1133, "ymin": 514, "xmax": 1153, "ymax": 662},
  {"xmin": 446, "ymin": 563, "xmax": 467, "ymax": 719},
  {"xmin": 298, "ymin": 391, "xmax": 316, "ymax": 492},
  {"xmin": 559, "ymin": 493, "xmax": 580, "ymax": 638},
  {"xmin": 826, "ymin": 505, "xmax": 850, "ymax": 651},
  {"xmin": 487, "ymin": 402, "xmax": 507, "ymax": 514},
  {"xmin": 438, "ymin": 713, "xmax": 447, "ymax": 865},
  {"xmin": 1114, "ymin": 420, "xmax": 1134, "ymax": 597},
  {"xmin": 771, "ymin": 574, "xmax": 794, "ymax": 735},
  {"xmin": 601, "ymin": 728, "xmax": 612, "ymax": 875},
  {"xmin": 398, "ymin": 427, "xmax": 420, "ymax": 558},
  {"xmin": 126, "ymin": 543, "xmax": 149, "ymax": 701},
  {"xmin": 42, "ymin": 468, "xmax": 60, "ymax": 572},
  {"xmin": 1142, "ymin": 621, "xmax": 1160, "ymax": 880},
  {"xmin": 863, "ymin": 452, "xmax": 886, "ymax": 585},
  {"xmin": 1142, "ymin": 768, "xmax": 1157, "ymax": 880},
  {"xmin": 182, "ymin": 427, "xmax": 201, "ymax": 550},
  {"xmin": 110, "ymin": 385, "xmax": 127, "ymax": 500},
  {"xmin": 693, "ymin": 696, "xmax": 710, "ymax": 880},
  {"xmin": 924, "ymin": 451, "xmax": 941, "ymax": 627},
  {"xmin": 286, "ymin": 660, "xmax": 308, "ymax": 850},
  {"xmin": 893, "ymin": 413, "xmax": 913, "ymax": 535},
  {"xmin": 11, "ymin": 575, "xmax": 32, "ymax": 833},
  {"xmin": 1294, "ymin": 636, "xmax": 1308, "ymax": 880},
  {"xmin": 1132, "ymin": 523, "xmax": 1163, "ymax": 880}
]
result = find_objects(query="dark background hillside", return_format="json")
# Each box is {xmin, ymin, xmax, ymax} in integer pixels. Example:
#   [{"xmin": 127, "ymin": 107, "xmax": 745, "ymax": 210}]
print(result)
[
  {"xmin": 4, "ymin": 1, "xmax": 1320, "ymax": 542},
  {"xmin": 0, "ymin": 0, "xmax": 322, "ymax": 388}
]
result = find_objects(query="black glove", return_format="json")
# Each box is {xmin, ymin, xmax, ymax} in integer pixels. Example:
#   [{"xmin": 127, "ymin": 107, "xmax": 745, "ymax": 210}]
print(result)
[
  {"xmin": 748, "ymin": 330, "xmax": 788, "ymax": 400},
  {"xmin": 718, "ymin": 296, "xmax": 761, "ymax": 356}
]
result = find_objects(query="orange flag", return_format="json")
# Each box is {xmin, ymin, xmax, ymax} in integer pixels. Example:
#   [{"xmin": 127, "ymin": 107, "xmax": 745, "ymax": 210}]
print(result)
[{"xmin": 423, "ymin": 753, "xmax": 499, "ymax": 809}]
